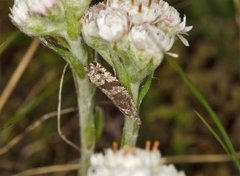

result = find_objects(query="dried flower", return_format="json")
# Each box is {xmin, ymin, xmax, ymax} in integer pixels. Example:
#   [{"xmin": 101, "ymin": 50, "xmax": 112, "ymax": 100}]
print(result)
[{"xmin": 88, "ymin": 146, "xmax": 186, "ymax": 176}]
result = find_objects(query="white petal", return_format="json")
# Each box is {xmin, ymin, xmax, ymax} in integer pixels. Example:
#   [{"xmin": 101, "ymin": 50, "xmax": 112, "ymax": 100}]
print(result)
[
  {"xmin": 183, "ymin": 25, "xmax": 193, "ymax": 33},
  {"xmin": 166, "ymin": 52, "xmax": 179, "ymax": 58},
  {"xmin": 178, "ymin": 34, "xmax": 190, "ymax": 46}
]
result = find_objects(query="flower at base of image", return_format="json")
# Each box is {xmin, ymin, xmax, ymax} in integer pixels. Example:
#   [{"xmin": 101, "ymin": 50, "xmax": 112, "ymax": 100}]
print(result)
[
  {"xmin": 88, "ymin": 142, "xmax": 186, "ymax": 176},
  {"xmin": 81, "ymin": 0, "xmax": 192, "ymax": 85}
]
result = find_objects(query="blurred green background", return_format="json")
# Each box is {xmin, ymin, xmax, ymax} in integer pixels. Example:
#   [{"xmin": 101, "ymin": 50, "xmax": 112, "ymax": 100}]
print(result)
[{"xmin": 0, "ymin": 0, "xmax": 240, "ymax": 175}]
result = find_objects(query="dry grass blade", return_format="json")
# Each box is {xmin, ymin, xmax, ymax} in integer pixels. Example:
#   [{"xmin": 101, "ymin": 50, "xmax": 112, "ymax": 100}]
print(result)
[
  {"xmin": 13, "ymin": 163, "xmax": 79, "ymax": 176},
  {"xmin": 0, "ymin": 108, "xmax": 76, "ymax": 155},
  {"xmin": 163, "ymin": 153, "xmax": 240, "ymax": 164},
  {"xmin": 0, "ymin": 39, "xmax": 40, "ymax": 113},
  {"xmin": 57, "ymin": 64, "xmax": 80, "ymax": 151}
]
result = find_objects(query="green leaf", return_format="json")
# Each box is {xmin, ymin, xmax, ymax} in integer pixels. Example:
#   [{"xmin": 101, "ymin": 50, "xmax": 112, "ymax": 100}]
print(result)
[
  {"xmin": 166, "ymin": 55, "xmax": 240, "ymax": 172},
  {"xmin": 110, "ymin": 52, "xmax": 131, "ymax": 92},
  {"xmin": 138, "ymin": 73, "xmax": 153, "ymax": 107},
  {"xmin": 94, "ymin": 106, "xmax": 105, "ymax": 141}
]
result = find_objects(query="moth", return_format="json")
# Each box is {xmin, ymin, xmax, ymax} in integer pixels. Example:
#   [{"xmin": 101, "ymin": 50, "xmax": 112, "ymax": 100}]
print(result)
[{"xmin": 86, "ymin": 62, "xmax": 141, "ymax": 125}]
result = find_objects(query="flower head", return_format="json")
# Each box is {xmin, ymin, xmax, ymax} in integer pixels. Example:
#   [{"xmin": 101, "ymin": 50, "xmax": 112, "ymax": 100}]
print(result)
[
  {"xmin": 88, "ymin": 145, "xmax": 186, "ymax": 176},
  {"xmin": 81, "ymin": 0, "xmax": 192, "ymax": 84},
  {"xmin": 82, "ymin": 0, "xmax": 192, "ymax": 49}
]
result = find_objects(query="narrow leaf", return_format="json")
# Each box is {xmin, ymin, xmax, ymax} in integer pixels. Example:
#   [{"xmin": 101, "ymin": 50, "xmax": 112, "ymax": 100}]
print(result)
[
  {"xmin": 166, "ymin": 55, "xmax": 240, "ymax": 171},
  {"xmin": 194, "ymin": 111, "xmax": 229, "ymax": 154},
  {"xmin": 138, "ymin": 73, "xmax": 153, "ymax": 107}
]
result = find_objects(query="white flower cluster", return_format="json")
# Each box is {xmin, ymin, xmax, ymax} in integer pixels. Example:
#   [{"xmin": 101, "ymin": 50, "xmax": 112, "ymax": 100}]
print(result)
[
  {"xmin": 82, "ymin": 0, "xmax": 192, "ymax": 54},
  {"xmin": 88, "ymin": 147, "xmax": 186, "ymax": 176}
]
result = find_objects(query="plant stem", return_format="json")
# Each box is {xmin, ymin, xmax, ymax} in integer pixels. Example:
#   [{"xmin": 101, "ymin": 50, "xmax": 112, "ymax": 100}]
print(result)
[
  {"xmin": 72, "ymin": 73, "xmax": 95, "ymax": 176},
  {"xmin": 67, "ymin": 38, "xmax": 96, "ymax": 176},
  {"xmin": 121, "ymin": 82, "xmax": 140, "ymax": 146}
]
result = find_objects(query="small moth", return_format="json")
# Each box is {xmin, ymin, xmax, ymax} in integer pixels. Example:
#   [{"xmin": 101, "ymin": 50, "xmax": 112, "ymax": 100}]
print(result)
[{"xmin": 86, "ymin": 62, "xmax": 141, "ymax": 125}]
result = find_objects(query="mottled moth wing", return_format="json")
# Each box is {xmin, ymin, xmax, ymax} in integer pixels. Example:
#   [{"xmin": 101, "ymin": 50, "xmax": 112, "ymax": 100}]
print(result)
[{"xmin": 87, "ymin": 62, "xmax": 141, "ymax": 125}]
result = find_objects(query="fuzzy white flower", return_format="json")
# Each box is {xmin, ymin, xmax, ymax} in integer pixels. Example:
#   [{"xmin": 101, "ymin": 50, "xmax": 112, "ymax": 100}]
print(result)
[
  {"xmin": 10, "ymin": 0, "xmax": 29, "ymax": 26},
  {"xmin": 97, "ymin": 8, "xmax": 129, "ymax": 42},
  {"xmin": 82, "ymin": 0, "xmax": 192, "ymax": 53},
  {"xmin": 155, "ymin": 6, "xmax": 193, "ymax": 46},
  {"xmin": 129, "ymin": 24, "xmax": 174, "ymax": 53},
  {"xmin": 88, "ymin": 147, "xmax": 186, "ymax": 176},
  {"xmin": 82, "ymin": 3, "xmax": 129, "ymax": 42},
  {"xmin": 107, "ymin": 0, "xmax": 192, "ymax": 46},
  {"xmin": 10, "ymin": 0, "xmax": 65, "ymax": 36},
  {"xmin": 108, "ymin": 0, "xmax": 165, "ymax": 25},
  {"xmin": 11, "ymin": 0, "xmax": 62, "ymax": 25}
]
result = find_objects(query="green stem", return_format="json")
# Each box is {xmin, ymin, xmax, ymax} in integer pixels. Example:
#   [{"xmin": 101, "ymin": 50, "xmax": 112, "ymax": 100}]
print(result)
[
  {"xmin": 121, "ymin": 82, "xmax": 140, "ymax": 146},
  {"xmin": 67, "ymin": 37, "xmax": 96, "ymax": 176}
]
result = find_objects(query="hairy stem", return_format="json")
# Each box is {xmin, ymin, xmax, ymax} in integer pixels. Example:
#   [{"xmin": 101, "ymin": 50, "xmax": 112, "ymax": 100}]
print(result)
[
  {"xmin": 67, "ymin": 37, "xmax": 96, "ymax": 176},
  {"xmin": 73, "ymin": 73, "xmax": 95, "ymax": 176}
]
